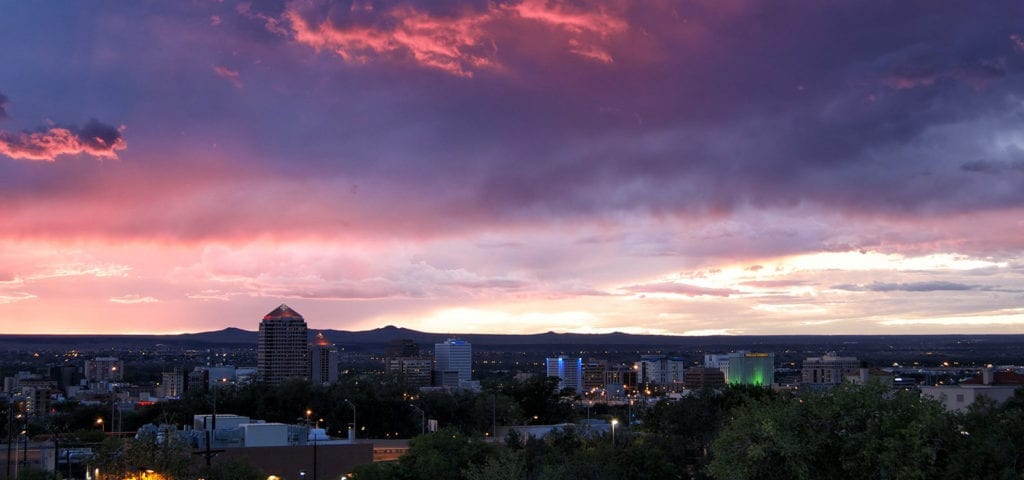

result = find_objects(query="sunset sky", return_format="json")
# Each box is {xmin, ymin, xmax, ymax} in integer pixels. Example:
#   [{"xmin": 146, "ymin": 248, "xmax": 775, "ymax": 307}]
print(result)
[{"xmin": 2, "ymin": 1, "xmax": 1024, "ymax": 335}]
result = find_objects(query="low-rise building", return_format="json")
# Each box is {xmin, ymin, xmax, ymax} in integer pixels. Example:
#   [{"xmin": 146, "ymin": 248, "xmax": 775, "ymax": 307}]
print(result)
[
  {"xmin": 921, "ymin": 369, "xmax": 1024, "ymax": 412},
  {"xmin": 802, "ymin": 352, "xmax": 859, "ymax": 387}
]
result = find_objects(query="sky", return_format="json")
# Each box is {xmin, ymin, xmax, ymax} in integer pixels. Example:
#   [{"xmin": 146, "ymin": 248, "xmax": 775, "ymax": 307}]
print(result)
[{"xmin": 1, "ymin": 1, "xmax": 1024, "ymax": 335}]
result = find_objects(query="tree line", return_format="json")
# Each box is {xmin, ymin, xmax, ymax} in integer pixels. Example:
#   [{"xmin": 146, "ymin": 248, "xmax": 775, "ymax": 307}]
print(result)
[{"xmin": 7, "ymin": 377, "xmax": 1024, "ymax": 479}]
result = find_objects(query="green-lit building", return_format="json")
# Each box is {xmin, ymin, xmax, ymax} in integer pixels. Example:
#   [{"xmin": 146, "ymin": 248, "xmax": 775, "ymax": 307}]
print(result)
[{"xmin": 727, "ymin": 352, "xmax": 775, "ymax": 386}]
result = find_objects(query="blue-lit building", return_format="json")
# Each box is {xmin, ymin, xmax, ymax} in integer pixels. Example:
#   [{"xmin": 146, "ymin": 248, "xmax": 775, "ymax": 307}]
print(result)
[
  {"xmin": 434, "ymin": 338, "xmax": 472, "ymax": 387},
  {"xmin": 546, "ymin": 356, "xmax": 583, "ymax": 393}
]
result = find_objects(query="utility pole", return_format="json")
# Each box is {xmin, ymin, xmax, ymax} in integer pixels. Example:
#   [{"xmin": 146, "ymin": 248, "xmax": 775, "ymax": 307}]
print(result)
[
  {"xmin": 6, "ymin": 403, "xmax": 13, "ymax": 478},
  {"xmin": 409, "ymin": 405, "xmax": 425, "ymax": 436},
  {"xmin": 192, "ymin": 431, "xmax": 224, "ymax": 469},
  {"xmin": 343, "ymin": 400, "xmax": 356, "ymax": 441}
]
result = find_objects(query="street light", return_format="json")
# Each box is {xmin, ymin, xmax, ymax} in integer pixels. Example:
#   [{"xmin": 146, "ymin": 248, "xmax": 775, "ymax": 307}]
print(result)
[
  {"xmin": 610, "ymin": 419, "xmax": 618, "ymax": 446},
  {"xmin": 96, "ymin": 418, "xmax": 104, "ymax": 433},
  {"xmin": 343, "ymin": 399, "xmax": 356, "ymax": 441},
  {"xmin": 304, "ymin": 410, "xmax": 318, "ymax": 480},
  {"xmin": 409, "ymin": 405, "xmax": 425, "ymax": 436}
]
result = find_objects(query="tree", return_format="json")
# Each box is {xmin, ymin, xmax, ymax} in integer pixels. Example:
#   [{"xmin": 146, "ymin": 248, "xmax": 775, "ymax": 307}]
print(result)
[
  {"xmin": 945, "ymin": 395, "xmax": 1024, "ymax": 478},
  {"xmin": 502, "ymin": 377, "xmax": 572, "ymax": 425},
  {"xmin": 393, "ymin": 427, "xmax": 493, "ymax": 480},
  {"xmin": 465, "ymin": 449, "xmax": 527, "ymax": 480},
  {"xmin": 706, "ymin": 384, "xmax": 958, "ymax": 480}
]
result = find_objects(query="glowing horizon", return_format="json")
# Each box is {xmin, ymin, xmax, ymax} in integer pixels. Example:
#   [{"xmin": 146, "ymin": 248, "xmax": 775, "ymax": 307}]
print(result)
[{"xmin": 2, "ymin": 1, "xmax": 1024, "ymax": 336}]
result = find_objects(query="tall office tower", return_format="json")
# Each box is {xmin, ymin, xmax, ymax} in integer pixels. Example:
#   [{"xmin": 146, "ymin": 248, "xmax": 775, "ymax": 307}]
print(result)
[
  {"xmin": 257, "ymin": 304, "xmax": 309, "ymax": 385},
  {"xmin": 546, "ymin": 357, "xmax": 584, "ymax": 393},
  {"xmin": 433, "ymin": 338, "xmax": 472, "ymax": 387},
  {"xmin": 728, "ymin": 352, "xmax": 775, "ymax": 386},
  {"xmin": 310, "ymin": 332, "xmax": 339, "ymax": 385}
]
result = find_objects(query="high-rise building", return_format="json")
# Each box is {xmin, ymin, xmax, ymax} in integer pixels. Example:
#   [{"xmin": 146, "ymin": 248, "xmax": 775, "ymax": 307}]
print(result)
[
  {"xmin": 310, "ymin": 332, "xmax": 339, "ymax": 385},
  {"xmin": 604, "ymin": 364, "xmax": 638, "ymax": 390},
  {"xmin": 582, "ymin": 359, "xmax": 607, "ymax": 391},
  {"xmin": 636, "ymin": 355, "xmax": 665, "ymax": 386},
  {"xmin": 433, "ymin": 338, "xmax": 472, "ymax": 387},
  {"xmin": 257, "ymin": 304, "xmax": 309, "ymax": 385},
  {"xmin": 727, "ymin": 352, "xmax": 775, "ymax": 386},
  {"xmin": 84, "ymin": 357, "xmax": 124, "ymax": 383},
  {"xmin": 546, "ymin": 357, "xmax": 583, "ymax": 393},
  {"xmin": 802, "ymin": 352, "xmax": 859, "ymax": 386},
  {"xmin": 704, "ymin": 354, "xmax": 731, "ymax": 383},
  {"xmin": 384, "ymin": 338, "xmax": 430, "ymax": 388},
  {"xmin": 684, "ymin": 367, "xmax": 727, "ymax": 389},
  {"xmin": 386, "ymin": 357, "xmax": 433, "ymax": 388},
  {"xmin": 385, "ymin": 339, "xmax": 419, "ymax": 358},
  {"xmin": 664, "ymin": 358, "xmax": 687, "ymax": 391},
  {"xmin": 162, "ymin": 370, "xmax": 184, "ymax": 398}
]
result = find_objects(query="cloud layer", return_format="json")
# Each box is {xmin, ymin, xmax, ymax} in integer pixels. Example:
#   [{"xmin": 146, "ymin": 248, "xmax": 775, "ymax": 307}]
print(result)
[
  {"xmin": 0, "ymin": 118, "xmax": 126, "ymax": 161},
  {"xmin": 0, "ymin": 1, "xmax": 1023, "ymax": 334}
]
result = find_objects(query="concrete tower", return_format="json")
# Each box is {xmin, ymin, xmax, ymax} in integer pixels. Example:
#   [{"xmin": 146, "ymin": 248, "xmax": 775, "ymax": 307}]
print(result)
[
  {"xmin": 310, "ymin": 332, "xmax": 339, "ymax": 385},
  {"xmin": 257, "ymin": 304, "xmax": 309, "ymax": 385}
]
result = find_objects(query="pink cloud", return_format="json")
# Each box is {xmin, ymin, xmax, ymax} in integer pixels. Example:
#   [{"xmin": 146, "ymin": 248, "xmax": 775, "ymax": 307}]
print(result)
[
  {"xmin": 236, "ymin": 2, "xmax": 289, "ymax": 36},
  {"xmin": 881, "ymin": 60, "xmax": 1005, "ymax": 91},
  {"xmin": 507, "ymin": 0, "xmax": 626, "ymax": 36},
  {"xmin": 109, "ymin": 294, "xmax": 159, "ymax": 304},
  {"xmin": 1011, "ymin": 34, "xmax": 1024, "ymax": 53},
  {"xmin": 285, "ymin": 7, "xmax": 495, "ymax": 77},
  {"xmin": 0, "ymin": 121, "xmax": 127, "ymax": 162},
  {"xmin": 624, "ymin": 282, "xmax": 738, "ymax": 297},
  {"xmin": 280, "ymin": 0, "xmax": 628, "ymax": 76},
  {"xmin": 213, "ymin": 65, "xmax": 242, "ymax": 88}
]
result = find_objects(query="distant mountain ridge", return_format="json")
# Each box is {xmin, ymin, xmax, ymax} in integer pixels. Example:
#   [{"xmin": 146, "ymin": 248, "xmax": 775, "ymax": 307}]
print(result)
[{"xmin": 1, "ymin": 326, "xmax": 1023, "ymax": 352}]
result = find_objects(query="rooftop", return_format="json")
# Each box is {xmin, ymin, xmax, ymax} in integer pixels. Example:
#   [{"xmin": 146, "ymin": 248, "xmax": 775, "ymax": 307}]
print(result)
[{"xmin": 263, "ymin": 304, "xmax": 304, "ymax": 321}]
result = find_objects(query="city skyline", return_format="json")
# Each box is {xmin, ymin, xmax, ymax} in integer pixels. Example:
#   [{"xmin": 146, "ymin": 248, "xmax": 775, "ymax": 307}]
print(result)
[{"xmin": 2, "ymin": 2, "xmax": 1024, "ymax": 335}]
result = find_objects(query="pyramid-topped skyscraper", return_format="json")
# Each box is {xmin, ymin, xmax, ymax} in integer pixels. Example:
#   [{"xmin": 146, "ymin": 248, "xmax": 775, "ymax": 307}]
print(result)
[{"xmin": 257, "ymin": 304, "xmax": 309, "ymax": 385}]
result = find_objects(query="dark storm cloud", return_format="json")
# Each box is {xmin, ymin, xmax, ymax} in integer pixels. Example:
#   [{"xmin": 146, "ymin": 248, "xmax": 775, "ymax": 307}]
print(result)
[
  {"xmin": 832, "ymin": 281, "xmax": 982, "ymax": 293},
  {"xmin": 5, "ymin": 0, "xmax": 1024, "ymax": 239},
  {"xmin": 961, "ymin": 160, "xmax": 1024, "ymax": 175},
  {"xmin": 268, "ymin": 0, "xmax": 1024, "ymax": 221}
]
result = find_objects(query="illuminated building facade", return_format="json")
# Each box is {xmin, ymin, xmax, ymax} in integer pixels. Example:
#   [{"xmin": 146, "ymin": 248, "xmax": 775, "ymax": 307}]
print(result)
[
  {"xmin": 433, "ymin": 338, "xmax": 472, "ymax": 386},
  {"xmin": 546, "ymin": 356, "xmax": 583, "ymax": 393},
  {"xmin": 257, "ymin": 304, "xmax": 309, "ymax": 385},
  {"xmin": 582, "ymin": 359, "xmax": 607, "ymax": 391},
  {"xmin": 727, "ymin": 352, "xmax": 775, "ymax": 386},
  {"xmin": 310, "ymin": 332, "xmax": 339, "ymax": 385}
]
